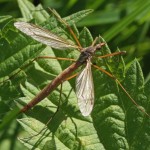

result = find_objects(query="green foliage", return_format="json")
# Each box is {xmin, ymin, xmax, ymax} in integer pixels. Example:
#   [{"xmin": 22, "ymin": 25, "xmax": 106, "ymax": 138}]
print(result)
[{"xmin": 0, "ymin": 0, "xmax": 150, "ymax": 150}]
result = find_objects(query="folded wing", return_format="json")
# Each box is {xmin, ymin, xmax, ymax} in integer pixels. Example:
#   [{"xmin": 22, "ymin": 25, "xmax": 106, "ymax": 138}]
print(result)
[{"xmin": 76, "ymin": 60, "xmax": 94, "ymax": 116}]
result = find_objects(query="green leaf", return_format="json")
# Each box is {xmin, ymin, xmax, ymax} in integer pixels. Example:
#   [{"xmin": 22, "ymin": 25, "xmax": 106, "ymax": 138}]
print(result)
[
  {"xmin": 1, "ymin": 0, "xmax": 150, "ymax": 150},
  {"xmin": 77, "ymin": 10, "xmax": 120, "ymax": 27},
  {"xmin": 79, "ymin": 27, "xmax": 93, "ymax": 47},
  {"xmin": 0, "ymin": 107, "xmax": 20, "ymax": 130},
  {"xmin": 64, "ymin": 9, "xmax": 93, "ymax": 26},
  {"xmin": 17, "ymin": 0, "xmax": 37, "ymax": 20},
  {"xmin": 0, "ymin": 20, "xmax": 45, "ymax": 106},
  {"xmin": 120, "ymin": 60, "xmax": 150, "ymax": 150}
]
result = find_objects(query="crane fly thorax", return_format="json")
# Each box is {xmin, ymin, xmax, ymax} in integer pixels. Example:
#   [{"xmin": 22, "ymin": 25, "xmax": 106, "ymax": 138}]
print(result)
[
  {"xmin": 77, "ymin": 43, "xmax": 102, "ymax": 63},
  {"xmin": 77, "ymin": 46, "xmax": 96, "ymax": 63}
]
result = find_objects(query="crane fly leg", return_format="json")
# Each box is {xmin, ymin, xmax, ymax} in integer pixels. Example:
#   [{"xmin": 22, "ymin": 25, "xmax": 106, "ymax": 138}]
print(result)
[
  {"xmin": 35, "ymin": 56, "xmax": 76, "ymax": 62},
  {"xmin": 97, "ymin": 51, "xmax": 126, "ymax": 59},
  {"xmin": 48, "ymin": 8, "xmax": 82, "ymax": 49},
  {"xmin": 21, "ymin": 83, "xmax": 64, "ymax": 142},
  {"xmin": 1, "ymin": 56, "xmax": 76, "ymax": 85},
  {"xmin": 65, "ymin": 73, "xmax": 78, "ymax": 81},
  {"xmin": 92, "ymin": 64, "xmax": 150, "ymax": 117}
]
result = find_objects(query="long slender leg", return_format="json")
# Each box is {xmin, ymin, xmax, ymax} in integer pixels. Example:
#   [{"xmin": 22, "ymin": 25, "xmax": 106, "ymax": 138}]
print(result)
[
  {"xmin": 92, "ymin": 64, "xmax": 150, "ymax": 117},
  {"xmin": 0, "ymin": 59, "xmax": 36, "ymax": 85},
  {"xmin": 22, "ymin": 83, "xmax": 63, "ymax": 142},
  {"xmin": 42, "ymin": 82, "xmax": 63, "ymax": 127},
  {"xmin": 96, "ymin": 51, "xmax": 126, "ymax": 59},
  {"xmin": 22, "ymin": 71, "xmax": 78, "ymax": 141},
  {"xmin": 48, "ymin": 8, "xmax": 82, "ymax": 49},
  {"xmin": 1, "ymin": 56, "xmax": 76, "ymax": 85},
  {"xmin": 35, "ymin": 56, "xmax": 76, "ymax": 62},
  {"xmin": 65, "ymin": 73, "xmax": 78, "ymax": 81}
]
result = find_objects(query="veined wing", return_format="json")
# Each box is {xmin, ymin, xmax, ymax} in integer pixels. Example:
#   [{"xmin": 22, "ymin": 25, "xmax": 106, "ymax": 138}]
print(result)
[
  {"xmin": 76, "ymin": 60, "xmax": 94, "ymax": 116},
  {"xmin": 14, "ymin": 22, "xmax": 78, "ymax": 50}
]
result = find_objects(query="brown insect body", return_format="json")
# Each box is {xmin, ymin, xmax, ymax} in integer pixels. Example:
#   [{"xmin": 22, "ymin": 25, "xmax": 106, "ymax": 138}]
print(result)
[{"xmin": 20, "ymin": 43, "xmax": 104, "ymax": 113}]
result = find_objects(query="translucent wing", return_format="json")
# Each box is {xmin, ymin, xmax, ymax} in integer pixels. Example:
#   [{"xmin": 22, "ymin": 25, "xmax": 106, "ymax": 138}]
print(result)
[
  {"xmin": 76, "ymin": 60, "xmax": 94, "ymax": 116},
  {"xmin": 14, "ymin": 22, "xmax": 78, "ymax": 50}
]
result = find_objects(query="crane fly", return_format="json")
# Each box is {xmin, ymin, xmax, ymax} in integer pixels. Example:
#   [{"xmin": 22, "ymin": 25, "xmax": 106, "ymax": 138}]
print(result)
[
  {"xmin": 14, "ymin": 21, "xmax": 105, "ymax": 116},
  {"xmin": 14, "ymin": 17, "xmax": 150, "ymax": 117}
]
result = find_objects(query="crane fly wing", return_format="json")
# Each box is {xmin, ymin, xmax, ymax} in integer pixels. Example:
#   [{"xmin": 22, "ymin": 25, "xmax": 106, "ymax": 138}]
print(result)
[
  {"xmin": 14, "ymin": 22, "xmax": 78, "ymax": 50},
  {"xmin": 76, "ymin": 60, "xmax": 94, "ymax": 116}
]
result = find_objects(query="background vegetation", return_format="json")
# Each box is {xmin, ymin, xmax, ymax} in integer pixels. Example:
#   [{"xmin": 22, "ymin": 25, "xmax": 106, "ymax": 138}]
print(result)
[
  {"xmin": 0, "ymin": 0, "xmax": 150, "ymax": 150},
  {"xmin": 1, "ymin": 0, "xmax": 150, "ymax": 76}
]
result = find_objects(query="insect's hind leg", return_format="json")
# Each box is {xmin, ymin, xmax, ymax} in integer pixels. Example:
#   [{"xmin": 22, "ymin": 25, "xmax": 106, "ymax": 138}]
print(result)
[
  {"xmin": 21, "ymin": 82, "xmax": 64, "ymax": 142},
  {"xmin": 1, "ymin": 56, "xmax": 76, "ymax": 85},
  {"xmin": 23, "ymin": 73, "xmax": 77, "ymax": 140},
  {"xmin": 0, "ymin": 58, "xmax": 36, "ymax": 85},
  {"xmin": 35, "ymin": 56, "xmax": 76, "ymax": 62},
  {"xmin": 97, "ymin": 51, "xmax": 126, "ymax": 59},
  {"xmin": 19, "ymin": 72, "xmax": 78, "ymax": 142},
  {"xmin": 48, "ymin": 8, "xmax": 82, "ymax": 49},
  {"xmin": 92, "ymin": 64, "xmax": 150, "ymax": 117}
]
